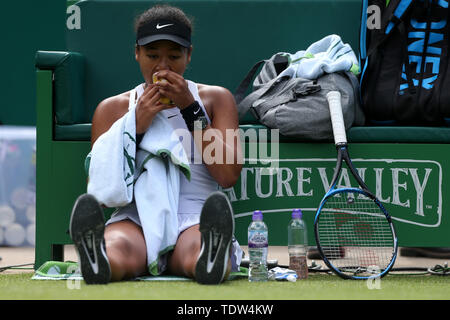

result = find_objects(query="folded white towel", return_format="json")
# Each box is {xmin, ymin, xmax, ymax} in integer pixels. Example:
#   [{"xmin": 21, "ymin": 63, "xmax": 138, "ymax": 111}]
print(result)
[
  {"xmin": 87, "ymin": 84, "xmax": 190, "ymax": 275},
  {"xmin": 134, "ymin": 108, "xmax": 190, "ymax": 275},
  {"xmin": 87, "ymin": 100, "xmax": 137, "ymax": 207}
]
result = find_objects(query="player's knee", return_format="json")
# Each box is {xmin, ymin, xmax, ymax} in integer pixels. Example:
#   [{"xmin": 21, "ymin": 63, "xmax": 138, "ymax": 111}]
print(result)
[
  {"xmin": 106, "ymin": 231, "xmax": 132, "ymax": 256},
  {"xmin": 183, "ymin": 237, "xmax": 201, "ymax": 276},
  {"xmin": 171, "ymin": 236, "xmax": 199, "ymax": 277},
  {"xmin": 105, "ymin": 233, "xmax": 142, "ymax": 279},
  {"xmin": 105, "ymin": 235, "xmax": 128, "ymax": 276}
]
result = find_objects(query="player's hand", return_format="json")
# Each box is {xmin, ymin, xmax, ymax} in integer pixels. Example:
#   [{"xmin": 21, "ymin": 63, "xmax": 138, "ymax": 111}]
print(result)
[
  {"xmin": 135, "ymin": 84, "xmax": 172, "ymax": 134},
  {"xmin": 152, "ymin": 70, "xmax": 195, "ymax": 109}
]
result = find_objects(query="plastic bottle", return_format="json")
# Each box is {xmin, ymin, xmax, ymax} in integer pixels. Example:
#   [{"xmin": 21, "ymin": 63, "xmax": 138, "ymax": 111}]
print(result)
[
  {"xmin": 248, "ymin": 210, "xmax": 268, "ymax": 282},
  {"xmin": 288, "ymin": 209, "xmax": 308, "ymax": 279}
]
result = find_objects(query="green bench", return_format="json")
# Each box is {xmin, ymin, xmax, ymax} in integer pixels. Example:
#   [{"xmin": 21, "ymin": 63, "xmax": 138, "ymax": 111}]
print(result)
[{"xmin": 35, "ymin": 0, "xmax": 450, "ymax": 269}]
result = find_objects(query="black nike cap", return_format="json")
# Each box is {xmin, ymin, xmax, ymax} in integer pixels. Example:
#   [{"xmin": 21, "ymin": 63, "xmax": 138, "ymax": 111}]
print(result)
[{"xmin": 136, "ymin": 19, "xmax": 191, "ymax": 48}]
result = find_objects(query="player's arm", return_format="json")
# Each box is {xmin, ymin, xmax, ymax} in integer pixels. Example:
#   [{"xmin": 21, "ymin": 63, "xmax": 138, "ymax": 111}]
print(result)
[
  {"xmin": 154, "ymin": 71, "xmax": 243, "ymax": 188},
  {"xmin": 87, "ymin": 95, "xmax": 127, "ymax": 189},
  {"xmin": 91, "ymin": 95, "xmax": 128, "ymax": 146},
  {"xmin": 91, "ymin": 86, "xmax": 173, "ymax": 146},
  {"xmin": 196, "ymin": 86, "xmax": 243, "ymax": 188}
]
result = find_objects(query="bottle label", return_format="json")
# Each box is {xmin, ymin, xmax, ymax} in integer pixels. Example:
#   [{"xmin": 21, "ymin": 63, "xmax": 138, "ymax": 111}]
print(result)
[
  {"xmin": 289, "ymin": 255, "xmax": 308, "ymax": 279},
  {"xmin": 248, "ymin": 230, "xmax": 268, "ymax": 248}
]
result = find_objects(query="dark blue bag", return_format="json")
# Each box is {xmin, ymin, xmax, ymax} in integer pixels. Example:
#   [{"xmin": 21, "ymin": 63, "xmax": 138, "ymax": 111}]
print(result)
[{"xmin": 360, "ymin": 0, "xmax": 450, "ymax": 125}]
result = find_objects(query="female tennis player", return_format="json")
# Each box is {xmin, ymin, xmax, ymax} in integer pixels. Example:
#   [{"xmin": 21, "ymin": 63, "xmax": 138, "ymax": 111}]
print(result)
[{"xmin": 69, "ymin": 4, "xmax": 243, "ymax": 284}]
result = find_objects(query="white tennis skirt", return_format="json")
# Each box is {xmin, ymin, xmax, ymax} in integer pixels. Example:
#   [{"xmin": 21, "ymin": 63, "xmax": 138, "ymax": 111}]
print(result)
[{"xmin": 106, "ymin": 201, "xmax": 243, "ymax": 273}]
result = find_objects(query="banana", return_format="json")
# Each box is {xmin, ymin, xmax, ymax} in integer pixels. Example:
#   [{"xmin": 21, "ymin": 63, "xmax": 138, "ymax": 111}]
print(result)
[{"xmin": 152, "ymin": 73, "xmax": 172, "ymax": 105}]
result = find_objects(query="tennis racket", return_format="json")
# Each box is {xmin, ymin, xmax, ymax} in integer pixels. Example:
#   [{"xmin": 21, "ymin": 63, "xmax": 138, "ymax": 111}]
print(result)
[{"xmin": 313, "ymin": 91, "xmax": 398, "ymax": 280}]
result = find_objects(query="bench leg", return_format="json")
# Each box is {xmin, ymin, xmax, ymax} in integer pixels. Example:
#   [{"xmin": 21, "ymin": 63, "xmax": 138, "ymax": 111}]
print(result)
[
  {"xmin": 52, "ymin": 244, "xmax": 64, "ymax": 261},
  {"xmin": 34, "ymin": 242, "xmax": 65, "ymax": 270}
]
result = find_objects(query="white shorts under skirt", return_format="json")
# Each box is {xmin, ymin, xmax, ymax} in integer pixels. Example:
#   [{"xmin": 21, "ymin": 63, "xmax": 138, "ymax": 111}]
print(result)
[{"xmin": 106, "ymin": 202, "xmax": 243, "ymax": 273}]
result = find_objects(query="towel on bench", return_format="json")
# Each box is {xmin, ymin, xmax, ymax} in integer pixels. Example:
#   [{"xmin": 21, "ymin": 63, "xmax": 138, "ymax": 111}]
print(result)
[{"xmin": 278, "ymin": 34, "xmax": 359, "ymax": 80}]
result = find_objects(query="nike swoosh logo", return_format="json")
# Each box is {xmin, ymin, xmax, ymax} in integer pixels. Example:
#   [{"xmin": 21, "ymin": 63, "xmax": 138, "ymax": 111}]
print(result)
[
  {"xmin": 206, "ymin": 231, "xmax": 222, "ymax": 273},
  {"xmin": 82, "ymin": 233, "xmax": 99, "ymax": 274},
  {"xmin": 156, "ymin": 23, "xmax": 174, "ymax": 29},
  {"xmin": 193, "ymin": 107, "xmax": 201, "ymax": 115},
  {"xmin": 167, "ymin": 114, "xmax": 178, "ymax": 119}
]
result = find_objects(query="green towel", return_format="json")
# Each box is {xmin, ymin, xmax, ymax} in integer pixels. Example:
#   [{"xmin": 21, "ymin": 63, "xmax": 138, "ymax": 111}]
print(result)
[{"xmin": 32, "ymin": 261, "xmax": 248, "ymax": 281}]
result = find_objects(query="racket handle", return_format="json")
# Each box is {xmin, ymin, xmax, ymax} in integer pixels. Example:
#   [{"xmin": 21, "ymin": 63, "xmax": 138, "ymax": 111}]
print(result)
[{"xmin": 327, "ymin": 91, "xmax": 347, "ymax": 145}]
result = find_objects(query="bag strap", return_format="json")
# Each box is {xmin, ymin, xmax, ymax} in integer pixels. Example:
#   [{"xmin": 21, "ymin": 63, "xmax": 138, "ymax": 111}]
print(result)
[
  {"xmin": 235, "ymin": 55, "xmax": 289, "ymax": 119},
  {"xmin": 397, "ymin": 19, "xmax": 416, "ymax": 94},
  {"xmin": 234, "ymin": 60, "xmax": 266, "ymax": 106},
  {"xmin": 366, "ymin": 0, "xmax": 415, "ymax": 58},
  {"xmin": 237, "ymin": 75, "xmax": 281, "ymax": 120}
]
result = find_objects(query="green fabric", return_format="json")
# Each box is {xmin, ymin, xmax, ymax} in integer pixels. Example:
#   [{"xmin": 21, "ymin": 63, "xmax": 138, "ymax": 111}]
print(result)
[
  {"xmin": 156, "ymin": 149, "xmax": 191, "ymax": 181},
  {"xmin": 148, "ymin": 245, "xmax": 175, "ymax": 277},
  {"xmin": 84, "ymin": 152, "xmax": 91, "ymax": 176},
  {"xmin": 32, "ymin": 261, "xmax": 248, "ymax": 281},
  {"xmin": 84, "ymin": 142, "xmax": 192, "ymax": 182},
  {"xmin": 33, "ymin": 261, "xmax": 80, "ymax": 279},
  {"xmin": 350, "ymin": 63, "xmax": 360, "ymax": 75},
  {"xmin": 135, "ymin": 149, "xmax": 191, "ymax": 182}
]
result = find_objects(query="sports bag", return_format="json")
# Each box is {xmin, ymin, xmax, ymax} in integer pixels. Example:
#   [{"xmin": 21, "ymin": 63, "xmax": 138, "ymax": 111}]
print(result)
[
  {"xmin": 235, "ymin": 35, "xmax": 365, "ymax": 141},
  {"xmin": 360, "ymin": 0, "xmax": 450, "ymax": 125}
]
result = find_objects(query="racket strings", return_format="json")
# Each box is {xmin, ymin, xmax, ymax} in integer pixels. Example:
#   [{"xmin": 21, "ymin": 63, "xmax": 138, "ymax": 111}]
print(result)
[{"xmin": 317, "ymin": 190, "xmax": 395, "ymax": 277}]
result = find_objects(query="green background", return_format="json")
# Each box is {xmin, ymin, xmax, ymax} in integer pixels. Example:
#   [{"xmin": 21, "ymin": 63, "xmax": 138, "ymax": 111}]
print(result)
[{"xmin": 0, "ymin": 0, "xmax": 66, "ymax": 126}]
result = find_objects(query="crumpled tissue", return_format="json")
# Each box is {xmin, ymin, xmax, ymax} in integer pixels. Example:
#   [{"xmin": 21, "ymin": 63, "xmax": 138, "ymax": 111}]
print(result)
[{"xmin": 268, "ymin": 267, "xmax": 298, "ymax": 282}]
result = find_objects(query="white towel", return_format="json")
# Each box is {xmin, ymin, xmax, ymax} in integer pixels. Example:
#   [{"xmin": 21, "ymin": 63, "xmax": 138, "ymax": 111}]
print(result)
[
  {"xmin": 87, "ymin": 84, "xmax": 190, "ymax": 275},
  {"xmin": 278, "ymin": 34, "xmax": 359, "ymax": 80}
]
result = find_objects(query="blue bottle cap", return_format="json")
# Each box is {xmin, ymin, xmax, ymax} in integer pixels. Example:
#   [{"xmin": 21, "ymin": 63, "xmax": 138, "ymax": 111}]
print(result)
[
  {"xmin": 292, "ymin": 209, "xmax": 302, "ymax": 219},
  {"xmin": 252, "ymin": 210, "xmax": 263, "ymax": 221}
]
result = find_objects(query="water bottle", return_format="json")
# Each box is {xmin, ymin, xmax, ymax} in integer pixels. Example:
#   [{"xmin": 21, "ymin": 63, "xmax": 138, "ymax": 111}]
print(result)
[
  {"xmin": 248, "ymin": 210, "xmax": 268, "ymax": 282},
  {"xmin": 288, "ymin": 209, "xmax": 308, "ymax": 279}
]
